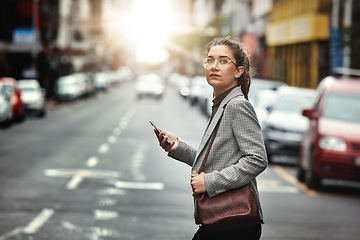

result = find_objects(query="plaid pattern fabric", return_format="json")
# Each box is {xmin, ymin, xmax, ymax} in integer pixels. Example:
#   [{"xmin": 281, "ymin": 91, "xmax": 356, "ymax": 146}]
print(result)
[{"xmin": 169, "ymin": 86, "xmax": 268, "ymax": 220}]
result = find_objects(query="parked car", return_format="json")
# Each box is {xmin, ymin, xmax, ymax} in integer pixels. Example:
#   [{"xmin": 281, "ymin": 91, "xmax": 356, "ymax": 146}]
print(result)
[
  {"xmin": 17, "ymin": 79, "xmax": 46, "ymax": 117},
  {"xmin": 297, "ymin": 76, "xmax": 360, "ymax": 189},
  {"xmin": 249, "ymin": 78, "xmax": 285, "ymax": 104},
  {"xmin": 262, "ymin": 86, "xmax": 316, "ymax": 164},
  {"xmin": 94, "ymin": 72, "xmax": 109, "ymax": 91},
  {"xmin": 0, "ymin": 77, "xmax": 25, "ymax": 121},
  {"xmin": 253, "ymin": 90, "xmax": 278, "ymax": 130},
  {"xmin": 0, "ymin": 82, "xmax": 12, "ymax": 126},
  {"xmin": 74, "ymin": 73, "xmax": 96, "ymax": 97},
  {"xmin": 188, "ymin": 76, "xmax": 208, "ymax": 106},
  {"xmin": 135, "ymin": 73, "xmax": 165, "ymax": 100},
  {"xmin": 54, "ymin": 74, "xmax": 85, "ymax": 101}
]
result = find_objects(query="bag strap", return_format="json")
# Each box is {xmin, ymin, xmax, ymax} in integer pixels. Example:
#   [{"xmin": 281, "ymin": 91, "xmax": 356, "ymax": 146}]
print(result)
[{"xmin": 198, "ymin": 98, "xmax": 233, "ymax": 174}]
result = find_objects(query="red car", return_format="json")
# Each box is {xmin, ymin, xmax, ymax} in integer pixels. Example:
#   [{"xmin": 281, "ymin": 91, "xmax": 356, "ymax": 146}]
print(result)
[
  {"xmin": 0, "ymin": 77, "xmax": 25, "ymax": 121},
  {"xmin": 297, "ymin": 75, "xmax": 360, "ymax": 189}
]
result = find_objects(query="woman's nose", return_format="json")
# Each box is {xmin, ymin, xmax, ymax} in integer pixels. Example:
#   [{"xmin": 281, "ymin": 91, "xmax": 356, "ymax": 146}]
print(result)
[{"xmin": 211, "ymin": 60, "xmax": 220, "ymax": 69}]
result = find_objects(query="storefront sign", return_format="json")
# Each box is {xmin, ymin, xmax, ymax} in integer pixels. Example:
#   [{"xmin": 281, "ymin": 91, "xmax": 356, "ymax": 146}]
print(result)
[
  {"xmin": 13, "ymin": 28, "xmax": 37, "ymax": 45},
  {"xmin": 266, "ymin": 14, "xmax": 329, "ymax": 46}
]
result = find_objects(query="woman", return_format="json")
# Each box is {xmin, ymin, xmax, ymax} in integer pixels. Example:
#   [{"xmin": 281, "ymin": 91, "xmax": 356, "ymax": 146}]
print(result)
[{"xmin": 154, "ymin": 36, "xmax": 268, "ymax": 239}]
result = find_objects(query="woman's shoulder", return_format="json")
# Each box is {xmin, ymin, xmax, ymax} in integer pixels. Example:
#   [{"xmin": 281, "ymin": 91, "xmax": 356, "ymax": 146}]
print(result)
[
  {"xmin": 226, "ymin": 95, "xmax": 255, "ymax": 113},
  {"xmin": 227, "ymin": 94, "xmax": 251, "ymax": 107}
]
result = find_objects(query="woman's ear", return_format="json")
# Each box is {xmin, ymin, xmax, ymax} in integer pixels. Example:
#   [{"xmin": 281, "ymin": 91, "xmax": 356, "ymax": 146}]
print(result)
[{"xmin": 235, "ymin": 66, "xmax": 244, "ymax": 78}]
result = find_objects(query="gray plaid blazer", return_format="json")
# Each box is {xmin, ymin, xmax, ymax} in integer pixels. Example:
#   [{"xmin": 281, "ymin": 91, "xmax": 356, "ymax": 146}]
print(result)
[{"xmin": 169, "ymin": 86, "xmax": 268, "ymax": 222}]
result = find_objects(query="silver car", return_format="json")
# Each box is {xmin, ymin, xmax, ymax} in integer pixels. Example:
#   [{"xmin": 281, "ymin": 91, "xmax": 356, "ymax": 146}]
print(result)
[
  {"xmin": 18, "ymin": 79, "xmax": 46, "ymax": 117},
  {"xmin": 135, "ymin": 73, "xmax": 165, "ymax": 100},
  {"xmin": 263, "ymin": 86, "xmax": 316, "ymax": 164},
  {"xmin": 0, "ymin": 82, "xmax": 12, "ymax": 126}
]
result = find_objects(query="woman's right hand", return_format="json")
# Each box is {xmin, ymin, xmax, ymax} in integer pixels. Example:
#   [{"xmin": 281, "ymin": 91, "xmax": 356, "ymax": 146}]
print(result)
[{"xmin": 154, "ymin": 129, "xmax": 178, "ymax": 152}]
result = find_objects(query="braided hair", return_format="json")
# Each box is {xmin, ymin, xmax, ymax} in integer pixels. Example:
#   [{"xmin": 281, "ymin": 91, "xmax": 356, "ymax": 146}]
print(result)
[{"xmin": 207, "ymin": 36, "xmax": 252, "ymax": 100}]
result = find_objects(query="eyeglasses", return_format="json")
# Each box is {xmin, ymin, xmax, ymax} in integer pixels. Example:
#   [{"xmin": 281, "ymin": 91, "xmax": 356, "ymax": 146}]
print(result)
[{"xmin": 202, "ymin": 57, "xmax": 238, "ymax": 69}]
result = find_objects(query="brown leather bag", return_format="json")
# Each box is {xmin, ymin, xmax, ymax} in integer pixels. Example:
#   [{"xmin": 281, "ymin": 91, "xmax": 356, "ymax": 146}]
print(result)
[{"xmin": 195, "ymin": 102, "xmax": 261, "ymax": 231}]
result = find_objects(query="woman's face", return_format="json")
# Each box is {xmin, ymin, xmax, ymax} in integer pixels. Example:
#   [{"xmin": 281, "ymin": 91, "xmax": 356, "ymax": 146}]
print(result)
[{"xmin": 205, "ymin": 45, "xmax": 243, "ymax": 97}]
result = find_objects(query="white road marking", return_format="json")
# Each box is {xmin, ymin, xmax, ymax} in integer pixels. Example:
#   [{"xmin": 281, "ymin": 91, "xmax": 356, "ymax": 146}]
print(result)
[
  {"xmin": 44, "ymin": 168, "xmax": 121, "ymax": 190},
  {"xmin": 98, "ymin": 197, "xmax": 117, "ymax": 207},
  {"xmin": 114, "ymin": 181, "xmax": 164, "ymax": 190},
  {"xmin": 66, "ymin": 175, "xmax": 84, "ymax": 190},
  {"xmin": 23, "ymin": 208, "xmax": 55, "ymax": 234},
  {"xmin": 113, "ymin": 127, "xmax": 122, "ymax": 136},
  {"xmin": 118, "ymin": 107, "xmax": 137, "ymax": 130},
  {"xmin": 107, "ymin": 135, "xmax": 117, "ymax": 144},
  {"xmin": 0, "ymin": 227, "xmax": 23, "ymax": 240},
  {"xmin": 93, "ymin": 209, "xmax": 118, "ymax": 220},
  {"xmin": 258, "ymin": 185, "xmax": 299, "ymax": 193},
  {"xmin": 97, "ymin": 188, "xmax": 126, "ymax": 195},
  {"xmin": 87, "ymin": 157, "xmax": 98, "ymax": 168},
  {"xmin": 131, "ymin": 145, "xmax": 147, "ymax": 181},
  {"xmin": 98, "ymin": 143, "xmax": 109, "ymax": 154},
  {"xmin": 44, "ymin": 169, "xmax": 120, "ymax": 179},
  {"xmin": 62, "ymin": 221, "xmax": 83, "ymax": 232}
]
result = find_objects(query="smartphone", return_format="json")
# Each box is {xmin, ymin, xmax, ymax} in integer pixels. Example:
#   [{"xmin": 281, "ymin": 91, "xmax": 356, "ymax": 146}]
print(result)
[{"xmin": 149, "ymin": 120, "xmax": 171, "ymax": 145}]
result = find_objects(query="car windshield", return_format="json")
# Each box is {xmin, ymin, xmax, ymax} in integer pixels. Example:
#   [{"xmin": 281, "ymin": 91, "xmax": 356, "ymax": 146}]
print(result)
[
  {"xmin": 323, "ymin": 92, "xmax": 360, "ymax": 123},
  {"xmin": 19, "ymin": 87, "xmax": 38, "ymax": 92},
  {"xmin": 275, "ymin": 93, "xmax": 314, "ymax": 113}
]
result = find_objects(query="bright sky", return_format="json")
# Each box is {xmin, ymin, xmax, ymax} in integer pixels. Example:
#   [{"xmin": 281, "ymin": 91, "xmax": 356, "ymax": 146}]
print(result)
[{"xmin": 130, "ymin": 0, "xmax": 172, "ymax": 64}]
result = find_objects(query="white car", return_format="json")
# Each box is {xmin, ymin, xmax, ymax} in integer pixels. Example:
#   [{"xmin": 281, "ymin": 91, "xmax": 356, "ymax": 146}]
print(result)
[
  {"xmin": 18, "ymin": 79, "xmax": 46, "ymax": 117},
  {"xmin": 54, "ymin": 75, "xmax": 84, "ymax": 101},
  {"xmin": 262, "ymin": 86, "xmax": 316, "ymax": 164},
  {"xmin": 0, "ymin": 82, "xmax": 12, "ymax": 126},
  {"xmin": 135, "ymin": 73, "xmax": 165, "ymax": 100}
]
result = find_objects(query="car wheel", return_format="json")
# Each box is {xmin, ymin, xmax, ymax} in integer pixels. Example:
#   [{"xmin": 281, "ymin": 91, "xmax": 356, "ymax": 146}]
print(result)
[
  {"xmin": 38, "ymin": 109, "xmax": 46, "ymax": 118},
  {"xmin": 297, "ymin": 164, "xmax": 306, "ymax": 182},
  {"xmin": 305, "ymin": 151, "xmax": 321, "ymax": 189}
]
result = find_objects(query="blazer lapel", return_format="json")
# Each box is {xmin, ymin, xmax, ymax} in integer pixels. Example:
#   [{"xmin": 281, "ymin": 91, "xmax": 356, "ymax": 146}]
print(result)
[{"xmin": 195, "ymin": 87, "xmax": 243, "ymax": 161}]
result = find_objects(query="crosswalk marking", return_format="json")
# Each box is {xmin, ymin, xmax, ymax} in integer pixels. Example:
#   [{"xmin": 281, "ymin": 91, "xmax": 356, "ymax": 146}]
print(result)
[{"xmin": 23, "ymin": 208, "xmax": 55, "ymax": 234}]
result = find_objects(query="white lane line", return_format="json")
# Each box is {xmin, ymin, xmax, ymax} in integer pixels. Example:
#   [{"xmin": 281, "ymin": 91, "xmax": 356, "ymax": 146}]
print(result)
[
  {"xmin": 23, "ymin": 208, "xmax": 55, "ymax": 234},
  {"xmin": 131, "ymin": 145, "xmax": 147, "ymax": 181},
  {"xmin": 113, "ymin": 128, "xmax": 121, "ymax": 136},
  {"xmin": 114, "ymin": 181, "xmax": 164, "ymax": 190},
  {"xmin": 66, "ymin": 175, "xmax": 84, "ymax": 190},
  {"xmin": 97, "ymin": 188, "xmax": 126, "ymax": 195},
  {"xmin": 98, "ymin": 143, "xmax": 109, "ymax": 154},
  {"xmin": 258, "ymin": 185, "xmax": 299, "ymax": 193},
  {"xmin": 87, "ymin": 157, "xmax": 98, "ymax": 168},
  {"xmin": 93, "ymin": 209, "xmax": 118, "ymax": 220},
  {"xmin": 0, "ymin": 227, "xmax": 23, "ymax": 240},
  {"xmin": 107, "ymin": 135, "xmax": 117, "ymax": 144},
  {"xmin": 62, "ymin": 221, "xmax": 83, "ymax": 232}
]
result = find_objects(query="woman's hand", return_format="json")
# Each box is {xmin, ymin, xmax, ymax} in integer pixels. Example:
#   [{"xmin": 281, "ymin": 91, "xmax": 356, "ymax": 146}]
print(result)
[
  {"xmin": 190, "ymin": 172, "xmax": 206, "ymax": 197},
  {"xmin": 154, "ymin": 129, "xmax": 178, "ymax": 152}
]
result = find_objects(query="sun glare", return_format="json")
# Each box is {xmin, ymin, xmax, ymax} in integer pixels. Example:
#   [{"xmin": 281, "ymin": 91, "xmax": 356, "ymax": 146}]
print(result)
[{"xmin": 130, "ymin": 0, "xmax": 172, "ymax": 65}]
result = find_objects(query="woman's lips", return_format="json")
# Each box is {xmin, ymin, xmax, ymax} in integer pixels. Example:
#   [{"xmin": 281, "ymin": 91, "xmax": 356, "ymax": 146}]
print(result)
[{"xmin": 210, "ymin": 74, "xmax": 220, "ymax": 78}]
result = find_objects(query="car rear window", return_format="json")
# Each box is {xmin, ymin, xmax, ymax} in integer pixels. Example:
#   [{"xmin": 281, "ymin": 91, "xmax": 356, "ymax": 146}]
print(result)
[{"xmin": 323, "ymin": 92, "xmax": 360, "ymax": 123}]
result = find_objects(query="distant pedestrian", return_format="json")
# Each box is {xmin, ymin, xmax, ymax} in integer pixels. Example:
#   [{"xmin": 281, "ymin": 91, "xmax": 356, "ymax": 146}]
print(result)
[{"xmin": 153, "ymin": 36, "xmax": 268, "ymax": 240}]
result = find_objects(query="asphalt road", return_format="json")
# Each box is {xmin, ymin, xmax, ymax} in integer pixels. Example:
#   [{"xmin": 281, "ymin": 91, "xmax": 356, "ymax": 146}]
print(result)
[{"xmin": 1, "ymin": 81, "xmax": 359, "ymax": 240}]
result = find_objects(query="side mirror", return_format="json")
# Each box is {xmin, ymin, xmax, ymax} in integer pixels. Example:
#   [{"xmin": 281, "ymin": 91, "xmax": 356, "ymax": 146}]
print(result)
[{"xmin": 302, "ymin": 108, "xmax": 318, "ymax": 120}]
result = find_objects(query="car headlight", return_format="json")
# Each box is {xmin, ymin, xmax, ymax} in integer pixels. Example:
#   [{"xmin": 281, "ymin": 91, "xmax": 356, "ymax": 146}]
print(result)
[{"xmin": 319, "ymin": 137, "xmax": 346, "ymax": 151}]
